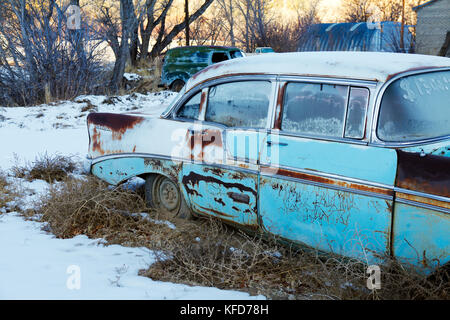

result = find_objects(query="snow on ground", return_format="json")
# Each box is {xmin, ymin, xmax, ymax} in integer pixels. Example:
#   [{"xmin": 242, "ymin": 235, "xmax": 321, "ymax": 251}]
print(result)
[
  {"xmin": 0, "ymin": 91, "xmax": 176, "ymax": 170},
  {"xmin": 0, "ymin": 92, "xmax": 265, "ymax": 300}
]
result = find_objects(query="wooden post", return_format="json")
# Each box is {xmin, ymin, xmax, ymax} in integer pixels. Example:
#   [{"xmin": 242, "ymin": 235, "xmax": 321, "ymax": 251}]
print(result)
[
  {"xmin": 400, "ymin": 0, "xmax": 405, "ymax": 51},
  {"xmin": 185, "ymin": 0, "xmax": 190, "ymax": 46},
  {"xmin": 438, "ymin": 31, "xmax": 450, "ymax": 56}
]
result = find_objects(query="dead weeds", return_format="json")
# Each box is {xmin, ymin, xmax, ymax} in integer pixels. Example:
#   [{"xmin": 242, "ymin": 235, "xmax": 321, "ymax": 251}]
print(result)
[
  {"xmin": 35, "ymin": 174, "xmax": 449, "ymax": 300},
  {"xmin": 11, "ymin": 153, "xmax": 77, "ymax": 183},
  {"xmin": 0, "ymin": 170, "xmax": 15, "ymax": 211}
]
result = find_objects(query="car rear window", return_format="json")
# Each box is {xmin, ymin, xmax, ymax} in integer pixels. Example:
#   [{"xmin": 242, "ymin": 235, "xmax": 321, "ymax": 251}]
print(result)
[
  {"xmin": 211, "ymin": 52, "xmax": 229, "ymax": 63},
  {"xmin": 281, "ymin": 82, "xmax": 348, "ymax": 138},
  {"xmin": 377, "ymin": 70, "xmax": 450, "ymax": 142}
]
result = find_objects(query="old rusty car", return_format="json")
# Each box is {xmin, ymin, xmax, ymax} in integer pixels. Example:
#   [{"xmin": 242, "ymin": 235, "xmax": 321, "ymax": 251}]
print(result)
[
  {"xmin": 86, "ymin": 52, "xmax": 450, "ymax": 273},
  {"xmin": 159, "ymin": 46, "xmax": 245, "ymax": 92}
]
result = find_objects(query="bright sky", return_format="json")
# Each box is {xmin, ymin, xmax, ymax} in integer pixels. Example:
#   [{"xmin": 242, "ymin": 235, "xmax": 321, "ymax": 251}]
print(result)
[
  {"xmin": 276, "ymin": 0, "xmax": 345, "ymax": 23},
  {"xmin": 318, "ymin": 0, "xmax": 344, "ymax": 22}
]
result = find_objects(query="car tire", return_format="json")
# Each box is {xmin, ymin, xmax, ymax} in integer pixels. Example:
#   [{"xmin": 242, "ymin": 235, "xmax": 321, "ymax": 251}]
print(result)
[
  {"xmin": 170, "ymin": 79, "xmax": 185, "ymax": 92},
  {"xmin": 145, "ymin": 174, "xmax": 191, "ymax": 219}
]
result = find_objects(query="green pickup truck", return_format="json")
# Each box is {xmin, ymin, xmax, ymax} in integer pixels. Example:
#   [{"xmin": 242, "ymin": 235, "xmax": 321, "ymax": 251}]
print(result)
[{"xmin": 159, "ymin": 46, "xmax": 245, "ymax": 92}]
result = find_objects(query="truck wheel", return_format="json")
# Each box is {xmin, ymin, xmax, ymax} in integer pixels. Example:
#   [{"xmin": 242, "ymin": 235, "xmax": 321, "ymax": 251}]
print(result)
[
  {"xmin": 170, "ymin": 79, "xmax": 185, "ymax": 92},
  {"xmin": 145, "ymin": 175, "xmax": 191, "ymax": 219}
]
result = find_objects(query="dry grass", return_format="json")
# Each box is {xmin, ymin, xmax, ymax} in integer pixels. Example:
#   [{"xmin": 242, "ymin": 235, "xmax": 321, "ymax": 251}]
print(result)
[
  {"xmin": 139, "ymin": 220, "xmax": 449, "ymax": 299},
  {"xmin": 11, "ymin": 153, "xmax": 77, "ymax": 183},
  {"xmin": 36, "ymin": 176, "xmax": 181, "ymax": 247},
  {"xmin": 0, "ymin": 170, "xmax": 13, "ymax": 211},
  {"xmin": 35, "ymin": 175, "xmax": 450, "ymax": 300},
  {"xmin": 123, "ymin": 57, "xmax": 164, "ymax": 94}
]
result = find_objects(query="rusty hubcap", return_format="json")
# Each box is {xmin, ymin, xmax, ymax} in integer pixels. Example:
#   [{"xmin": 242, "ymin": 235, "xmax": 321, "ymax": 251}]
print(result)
[{"xmin": 158, "ymin": 179, "xmax": 180, "ymax": 212}]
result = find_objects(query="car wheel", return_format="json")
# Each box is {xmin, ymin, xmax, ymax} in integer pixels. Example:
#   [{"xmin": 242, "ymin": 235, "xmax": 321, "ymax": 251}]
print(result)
[
  {"xmin": 170, "ymin": 79, "xmax": 185, "ymax": 92},
  {"xmin": 145, "ymin": 174, "xmax": 191, "ymax": 219}
]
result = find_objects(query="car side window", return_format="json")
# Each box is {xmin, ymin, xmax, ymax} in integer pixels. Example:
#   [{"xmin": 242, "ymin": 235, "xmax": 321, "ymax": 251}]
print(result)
[
  {"xmin": 282, "ymin": 82, "xmax": 348, "ymax": 138},
  {"xmin": 205, "ymin": 81, "xmax": 271, "ymax": 128},
  {"xmin": 344, "ymin": 87, "xmax": 369, "ymax": 139},
  {"xmin": 176, "ymin": 91, "xmax": 202, "ymax": 120}
]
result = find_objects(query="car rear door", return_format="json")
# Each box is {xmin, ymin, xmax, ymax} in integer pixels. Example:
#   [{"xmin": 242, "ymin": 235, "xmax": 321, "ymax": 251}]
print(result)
[{"xmin": 258, "ymin": 79, "xmax": 398, "ymax": 264}]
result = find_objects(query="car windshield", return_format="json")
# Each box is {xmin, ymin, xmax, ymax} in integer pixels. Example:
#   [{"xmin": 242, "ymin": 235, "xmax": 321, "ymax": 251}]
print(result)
[
  {"xmin": 377, "ymin": 70, "xmax": 450, "ymax": 142},
  {"xmin": 230, "ymin": 50, "xmax": 244, "ymax": 58}
]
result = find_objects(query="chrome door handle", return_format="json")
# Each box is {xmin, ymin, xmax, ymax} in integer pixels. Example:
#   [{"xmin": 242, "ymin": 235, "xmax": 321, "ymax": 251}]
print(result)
[{"xmin": 267, "ymin": 141, "xmax": 288, "ymax": 147}]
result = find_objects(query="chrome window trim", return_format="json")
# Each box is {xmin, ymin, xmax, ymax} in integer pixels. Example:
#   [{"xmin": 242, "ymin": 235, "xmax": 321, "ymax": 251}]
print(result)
[
  {"xmin": 267, "ymin": 79, "xmax": 279, "ymax": 130},
  {"xmin": 395, "ymin": 187, "xmax": 450, "ymax": 203},
  {"xmin": 198, "ymin": 87, "xmax": 209, "ymax": 121},
  {"xmin": 275, "ymin": 78, "xmax": 376, "ymax": 145},
  {"xmin": 91, "ymin": 152, "xmax": 175, "ymax": 165},
  {"xmin": 170, "ymin": 88, "xmax": 205, "ymax": 121},
  {"xmin": 90, "ymin": 152, "xmax": 259, "ymax": 176},
  {"xmin": 202, "ymin": 77, "xmax": 276, "ymax": 130},
  {"xmin": 277, "ymin": 76, "xmax": 378, "ymax": 88},
  {"xmin": 268, "ymin": 130, "xmax": 368, "ymax": 146},
  {"xmin": 259, "ymin": 163, "xmax": 394, "ymax": 190},
  {"xmin": 91, "ymin": 154, "xmax": 449, "ymax": 211},
  {"xmin": 189, "ymin": 74, "xmax": 278, "ymax": 94},
  {"xmin": 344, "ymin": 87, "xmax": 371, "ymax": 140},
  {"xmin": 370, "ymin": 67, "xmax": 450, "ymax": 147},
  {"xmin": 341, "ymin": 86, "xmax": 351, "ymax": 138},
  {"xmin": 269, "ymin": 79, "xmax": 284, "ymax": 130},
  {"xmin": 227, "ymin": 156, "xmax": 259, "ymax": 166}
]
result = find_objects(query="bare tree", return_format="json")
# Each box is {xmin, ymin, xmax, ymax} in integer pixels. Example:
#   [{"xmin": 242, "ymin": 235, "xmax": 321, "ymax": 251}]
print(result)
[
  {"xmin": 139, "ymin": 0, "xmax": 174, "ymax": 61},
  {"xmin": 341, "ymin": 0, "xmax": 428, "ymax": 24},
  {"xmin": 147, "ymin": 0, "xmax": 215, "ymax": 59},
  {"xmin": 109, "ymin": 0, "xmax": 139, "ymax": 90},
  {"xmin": 342, "ymin": 0, "xmax": 373, "ymax": 22},
  {"xmin": 97, "ymin": 0, "xmax": 215, "ymax": 66},
  {"xmin": 266, "ymin": 0, "xmax": 320, "ymax": 52},
  {"xmin": 217, "ymin": 0, "xmax": 236, "ymax": 46},
  {"xmin": 190, "ymin": 13, "xmax": 227, "ymax": 46},
  {"xmin": 235, "ymin": 0, "xmax": 275, "ymax": 51},
  {"xmin": 0, "ymin": 0, "xmax": 104, "ymax": 106}
]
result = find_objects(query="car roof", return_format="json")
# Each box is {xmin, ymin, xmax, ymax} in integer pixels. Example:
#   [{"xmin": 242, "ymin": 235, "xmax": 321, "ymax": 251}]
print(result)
[
  {"xmin": 186, "ymin": 51, "xmax": 450, "ymax": 91},
  {"xmin": 168, "ymin": 45, "xmax": 241, "ymax": 52}
]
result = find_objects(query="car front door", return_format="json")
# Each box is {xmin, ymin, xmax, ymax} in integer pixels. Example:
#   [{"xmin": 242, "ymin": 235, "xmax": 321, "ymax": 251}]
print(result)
[
  {"xmin": 181, "ymin": 78, "xmax": 275, "ymax": 230},
  {"xmin": 258, "ymin": 80, "xmax": 398, "ymax": 264}
]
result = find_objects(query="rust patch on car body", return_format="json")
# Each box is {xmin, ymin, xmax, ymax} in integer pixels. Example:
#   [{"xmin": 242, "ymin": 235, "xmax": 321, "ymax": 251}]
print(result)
[
  {"xmin": 186, "ymin": 128, "xmax": 223, "ymax": 162},
  {"xmin": 182, "ymin": 171, "xmax": 257, "ymax": 197},
  {"xmin": 273, "ymin": 82, "xmax": 287, "ymax": 130},
  {"xmin": 396, "ymin": 150, "xmax": 450, "ymax": 199},
  {"xmin": 198, "ymin": 89, "xmax": 208, "ymax": 116},
  {"xmin": 87, "ymin": 113, "xmax": 145, "ymax": 140},
  {"xmin": 91, "ymin": 127, "xmax": 104, "ymax": 155},
  {"xmin": 143, "ymin": 158, "xmax": 182, "ymax": 182},
  {"xmin": 196, "ymin": 205, "xmax": 235, "ymax": 218}
]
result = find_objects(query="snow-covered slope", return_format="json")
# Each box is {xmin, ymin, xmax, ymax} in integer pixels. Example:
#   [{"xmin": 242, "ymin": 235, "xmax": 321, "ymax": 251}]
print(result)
[{"xmin": 0, "ymin": 92, "xmax": 265, "ymax": 300}]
